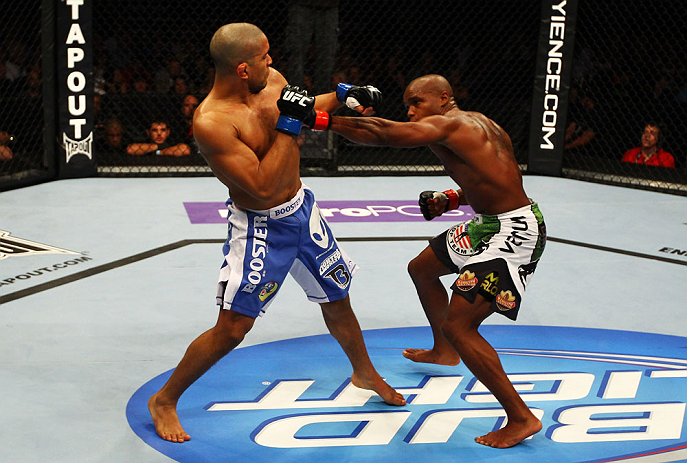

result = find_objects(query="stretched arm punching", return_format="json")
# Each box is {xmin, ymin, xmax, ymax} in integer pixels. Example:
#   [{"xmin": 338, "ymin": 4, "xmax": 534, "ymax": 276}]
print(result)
[
  {"xmin": 329, "ymin": 115, "xmax": 456, "ymax": 148},
  {"xmin": 312, "ymin": 83, "xmax": 383, "ymax": 120}
]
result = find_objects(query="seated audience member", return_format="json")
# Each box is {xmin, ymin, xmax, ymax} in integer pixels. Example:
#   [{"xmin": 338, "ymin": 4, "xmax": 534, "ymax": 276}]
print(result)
[
  {"xmin": 96, "ymin": 118, "xmax": 127, "ymax": 156},
  {"xmin": 170, "ymin": 94, "xmax": 198, "ymax": 148},
  {"xmin": 126, "ymin": 119, "xmax": 190, "ymax": 156},
  {"xmin": 564, "ymin": 90, "xmax": 598, "ymax": 154},
  {"xmin": 172, "ymin": 77, "xmax": 191, "ymax": 96},
  {"xmin": 621, "ymin": 122, "xmax": 675, "ymax": 168},
  {"xmin": 132, "ymin": 75, "xmax": 150, "ymax": 93},
  {"xmin": 0, "ymin": 130, "xmax": 12, "ymax": 161}
]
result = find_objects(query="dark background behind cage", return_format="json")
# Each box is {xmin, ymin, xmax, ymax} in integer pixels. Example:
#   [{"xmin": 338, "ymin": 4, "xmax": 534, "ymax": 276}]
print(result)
[
  {"xmin": 0, "ymin": 2, "xmax": 52, "ymax": 188},
  {"xmin": 1, "ymin": 0, "xmax": 685, "ymax": 192}
]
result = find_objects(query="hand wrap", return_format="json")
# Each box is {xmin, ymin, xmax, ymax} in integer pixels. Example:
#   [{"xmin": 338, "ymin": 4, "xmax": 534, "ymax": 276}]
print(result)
[{"xmin": 336, "ymin": 83, "xmax": 383, "ymax": 112}]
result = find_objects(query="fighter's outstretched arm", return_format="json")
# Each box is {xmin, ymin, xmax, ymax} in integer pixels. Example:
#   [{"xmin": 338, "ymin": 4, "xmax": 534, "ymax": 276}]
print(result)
[
  {"xmin": 314, "ymin": 83, "xmax": 382, "ymax": 115},
  {"xmin": 313, "ymin": 92, "xmax": 343, "ymax": 113},
  {"xmin": 329, "ymin": 115, "xmax": 455, "ymax": 148}
]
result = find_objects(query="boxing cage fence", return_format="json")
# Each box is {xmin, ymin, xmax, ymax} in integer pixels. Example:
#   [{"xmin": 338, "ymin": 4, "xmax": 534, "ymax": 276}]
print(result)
[{"xmin": 1, "ymin": 0, "xmax": 685, "ymax": 195}]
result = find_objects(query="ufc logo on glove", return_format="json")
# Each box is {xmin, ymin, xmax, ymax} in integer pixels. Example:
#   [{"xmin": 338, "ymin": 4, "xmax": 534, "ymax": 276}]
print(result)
[{"xmin": 282, "ymin": 90, "xmax": 310, "ymax": 106}]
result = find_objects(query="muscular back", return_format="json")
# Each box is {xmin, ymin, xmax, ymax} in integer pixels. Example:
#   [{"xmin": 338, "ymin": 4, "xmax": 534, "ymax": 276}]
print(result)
[
  {"xmin": 432, "ymin": 110, "xmax": 529, "ymax": 214},
  {"xmin": 194, "ymin": 69, "xmax": 302, "ymax": 210}
]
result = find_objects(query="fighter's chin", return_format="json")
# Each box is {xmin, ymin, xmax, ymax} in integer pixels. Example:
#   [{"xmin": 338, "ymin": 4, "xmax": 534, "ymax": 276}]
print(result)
[{"xmin": 249, "ymin": 81, "xmax": 268, "ymax": 94}]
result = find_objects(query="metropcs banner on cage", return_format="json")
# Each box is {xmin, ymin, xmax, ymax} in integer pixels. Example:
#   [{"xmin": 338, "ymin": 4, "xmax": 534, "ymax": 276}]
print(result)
[{"xmin": 56, "ymin": 0, "xmax": 96, "ymax": 178}]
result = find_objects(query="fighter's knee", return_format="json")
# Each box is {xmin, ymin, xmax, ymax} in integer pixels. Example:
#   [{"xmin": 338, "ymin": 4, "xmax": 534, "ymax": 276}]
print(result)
[
  {"xmin": 407, "ymin": 257, "xmax": 423, "ymax": 281},
  {"xmin": 214, "ymin": 310, "xmax": 255, "ymax": 351},
  {"xmin": 214, "ymin": 326, "xmax": 248, "ymax": 353},
  {"xmin": 320, "ymin": 296, "xmax": 352, "ymax": 318}
]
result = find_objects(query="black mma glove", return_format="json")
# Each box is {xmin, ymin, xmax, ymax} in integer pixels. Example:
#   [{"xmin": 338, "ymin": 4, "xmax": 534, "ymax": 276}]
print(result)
[
  {"xmin": 418, "ymin": 189, "xmax": 460, "ymax": 221},
  {"xmin": 336, "ymin": 83, "xmax": 383, "ymax": 113},
  {"xmin": 276, "ymin": 85, "xmax": 316, "ymax": 136}
]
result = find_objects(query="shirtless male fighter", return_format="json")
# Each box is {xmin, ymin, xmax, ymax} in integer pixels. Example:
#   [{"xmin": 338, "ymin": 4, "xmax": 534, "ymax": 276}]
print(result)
[
  {"xmin": 298, "ymin": 74, "xmax": 547, "ymax": 448},
  {"xmin": 147, "ymin": 22, "xmax": 405, "ymax": 444}
]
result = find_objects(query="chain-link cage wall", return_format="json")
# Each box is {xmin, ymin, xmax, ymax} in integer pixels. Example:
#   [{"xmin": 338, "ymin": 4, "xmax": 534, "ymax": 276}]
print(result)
[
  {"xmin": 4, "ymin": 1, "xmax": 683, "ymax": 194},
  {"xmin": 0, "ymin": 1, "xmax": 49, "ymax": 189},
  {"xmin": 563, "ymin": 0, "xmax": 687, "ymax": 193},
  {"xmin": 91, "ymin": 0, "xmax": 541, "ymax": 175}
]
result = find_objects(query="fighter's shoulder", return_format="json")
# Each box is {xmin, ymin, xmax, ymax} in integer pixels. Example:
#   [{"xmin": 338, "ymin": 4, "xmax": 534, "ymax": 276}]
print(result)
[
  {"xmin": 195, "ymin": 108, "xmax": 235, "ymax": 133},
  {"xmin": 193, "ymin": 103, "xmax": 240, "ymax": 149},
  {"xmin": 421, "ymin": 112, "xmax": 463, "ymax": 132},
  {"xmin": 268, "ymin": 67, "xmax": 288, "ymax": 87},
  {"xmin": 454, "ymin": 111, "xmax": 496, "ymax": 132}
]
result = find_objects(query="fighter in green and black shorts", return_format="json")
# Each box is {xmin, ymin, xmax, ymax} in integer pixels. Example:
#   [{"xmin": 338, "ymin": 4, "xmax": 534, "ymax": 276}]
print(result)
[{"xmin": 429, "ymin": 201, "xmax": 546, "ymax": 320}]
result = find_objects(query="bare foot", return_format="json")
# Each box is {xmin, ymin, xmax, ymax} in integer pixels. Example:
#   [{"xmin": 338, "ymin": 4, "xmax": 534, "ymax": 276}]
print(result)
[
  {"xmin": 402, "ymin": 348, "xmax": 461, "ymax": 366},
  {"xmin": 351, "ymin": 372, "xmax": 406, "ymax": 406},
  {"xmin": 475, "ymin": 416, "xmax": 542, "ymax": 448},
  {"xmin": 148, "ymin": 393, "xmax": 191, "ymax": 443}
]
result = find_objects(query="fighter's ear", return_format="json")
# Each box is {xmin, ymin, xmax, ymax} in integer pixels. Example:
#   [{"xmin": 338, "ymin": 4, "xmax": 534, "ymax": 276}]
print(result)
[
  {"xmin": 237, "ymin": 62, "xmax": 248, "ymax": 80},
  {"xmin": 439, "ymin": 91, "xmax": 451, "ymax": 106}
]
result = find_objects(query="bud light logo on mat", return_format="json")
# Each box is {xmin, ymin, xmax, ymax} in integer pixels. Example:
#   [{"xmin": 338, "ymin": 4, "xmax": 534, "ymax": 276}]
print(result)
[{"xmin": 127, "ymin": 326, "xmax": 687, "ymax": 462}]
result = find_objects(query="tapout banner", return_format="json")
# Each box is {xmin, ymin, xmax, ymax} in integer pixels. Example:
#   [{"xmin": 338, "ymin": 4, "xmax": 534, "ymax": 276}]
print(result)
[
  {"xmin": 56, "ymin": 0, "xmax": 96, "ymax": 178},
  {"xmin": 528, "ymin": 0, "xmax": 578, "ymax": 175}
]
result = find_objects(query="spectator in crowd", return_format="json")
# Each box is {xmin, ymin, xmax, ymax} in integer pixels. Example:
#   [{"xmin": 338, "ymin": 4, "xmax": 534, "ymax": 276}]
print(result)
[
  {"xmin": 107, "ymin": 68, "xmax": 130, "ymax": 94},
  {"xmin": 0, "ymin": 130, "xmax": 13, "ymax": 161},
  {"xmin": 198, "ymin": 67, "xmax": 215, "ymax": 96},
  {"xmin": 132, "ymin": 74, "xmax": 150, "ymax": 93},
  {"xmin": 564, "ymin": 88, "xmax": 599, "ymax": 155},
  {"xmin": 24, "ymin": 65, "xmax": 41, "ymax": 99},
  {"xmin": 285, "ymin": 0, "xmax": 339, "ymax": 95},
  {"xmin": 187, "ymin": 55, "xmax": 211, "ymax": 92},
  {"xmin": 344, "ymin": 64, "xmax": 363, "ymax": 85},
  {"xmin": 154, "ymin": 59, "xmax": 186, "ymax": 93},
  {"xmin": 93, "ymin": 52, "xmax": 111, "ymax": 96},
  {"xmin": 0, "ymin": 62, "xmax": 12, "ymax": 94},
  {"xmin": 331, "ymin": 69, "xmax": 347, "ymax": 88},
  {"xmin": 170, "ymin": 94, "xmax": 199, "ymax": 152},
  {"xmin": 93, "ymin": 94, "xmax": 106, "ymax": 128},
  {"xmin": 621, "ymin": 122, "xmax": 675, "ymax": 168},
  {"xmin": 172, "ymin": 76, "xmax": 191, "ymax": 96},
  {"xmin": 93, "ymin": 92, "xmax": 123, "ymax": 131},
  {"xmin": 96, "ymin": 118, "xmax": 127, "ymax": 156},
  {"xmin": 1, "ymin": 39, "xmax": 27, "ymax": 84},
  {"xmin": 126, "ymin": 119, "xmax": 190, "ymax": 156},
  {"xmin": 178, "ymin": 41, "xmax": 202, "ymax": 84},
  {"xmin": 124, "ymin": 58, "xmax": 153, "ymax": 89}
]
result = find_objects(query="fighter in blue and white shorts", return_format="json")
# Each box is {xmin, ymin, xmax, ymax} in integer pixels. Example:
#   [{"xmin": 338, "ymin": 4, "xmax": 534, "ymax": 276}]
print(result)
[
  {"xmin": 429, "ymin": 201, "xmax": 546, "ymax": 321},
  {"xmin": 216, "ymin": 184, "xmax": 358, "ymax": 318}
]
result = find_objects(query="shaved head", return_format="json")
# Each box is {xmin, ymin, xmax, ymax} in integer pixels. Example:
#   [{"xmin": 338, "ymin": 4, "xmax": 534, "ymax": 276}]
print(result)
[
  {"xmin": 407, "ymin": 74, "xmax": 454, "ymax": 97},
  {"xmin": 210, "ymin": 23, "xmax": 266, "ymax": 73},
  {"xmin": 403, "ymin": 74, "xmax": 457, "ymax": 120}
]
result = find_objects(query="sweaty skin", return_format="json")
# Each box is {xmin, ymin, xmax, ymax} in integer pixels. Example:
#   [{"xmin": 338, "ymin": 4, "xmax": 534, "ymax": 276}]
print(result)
[
  {"xmin": 329, "ymin": 74, "xmax": 542, "ymax": 448},
  {"xmin": 195, "ymin": 71, "xmax": 301, "ymax": 210},
  {"xmin": 147, "ymin": 24, "xmax": 405, "ymax": 445},
  {"xmin": 329, "ymin": 76, "xmax": 529, "ymax": 216}
]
